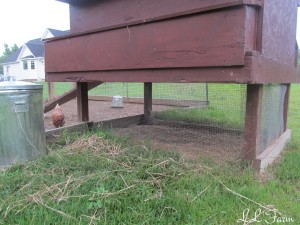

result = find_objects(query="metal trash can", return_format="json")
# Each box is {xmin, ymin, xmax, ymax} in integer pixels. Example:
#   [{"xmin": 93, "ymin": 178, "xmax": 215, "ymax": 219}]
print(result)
[{"xmin": 0, "ymin": 81, "xmax": 46, "ymax": 169}]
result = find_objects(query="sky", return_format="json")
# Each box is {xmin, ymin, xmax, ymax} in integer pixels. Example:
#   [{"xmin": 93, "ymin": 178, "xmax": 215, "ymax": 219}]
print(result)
[
  {"xmin": 0, "ymin": 0, "xmax": 70, "ymax": 54},
  {"xmin": 0, "ymin": 1, "xmax": 300, "ymax": 55}
]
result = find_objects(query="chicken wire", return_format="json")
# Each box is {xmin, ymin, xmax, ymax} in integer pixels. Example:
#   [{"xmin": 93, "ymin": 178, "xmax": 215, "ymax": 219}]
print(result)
[
  {"xmin": 150, "ymin": 84, "xmax": 246, "ymax": 159},
  {"xmin": 89, "ymin": 83, "xmax": 208, "ymax": 107},
  {"xmin": 40, "ymin": 81, "xmax": 293, "ymax": 161},
  {"xmin": 258, "ymin": 84, "xmax": 287, "ymax": 154}
]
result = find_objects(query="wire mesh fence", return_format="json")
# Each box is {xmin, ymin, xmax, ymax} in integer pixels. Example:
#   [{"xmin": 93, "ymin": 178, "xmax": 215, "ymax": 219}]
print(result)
[
  {"xmin": 39, "ymin": 81, "xmax": 297, "ymax": 162},
  {"xmin": 258, "ymin": 84, "xmax": 287, "ymax": 154},
  {"xmin": 96, "ymin": 83, "xmax": 247, "ymax": 162}
]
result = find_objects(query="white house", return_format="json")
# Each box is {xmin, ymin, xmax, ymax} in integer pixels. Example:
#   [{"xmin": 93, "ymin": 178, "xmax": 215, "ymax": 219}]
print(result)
[{"xmin": 1, "ymin": 28, "xmax": 69, "ymax": 81}]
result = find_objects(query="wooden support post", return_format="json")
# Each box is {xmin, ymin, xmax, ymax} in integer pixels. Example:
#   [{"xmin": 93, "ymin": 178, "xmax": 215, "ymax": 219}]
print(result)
[
  {"xmin": 48, "ymin": 82, "xmax": 55, "ymax": 100},
  {"xmin": 283, "ymin": 84, "xmax": 291, "ymax": 131},
  {"xmin": 243, "ymin": 84, "xmax": 263, "ymax": 162},
  {"xmin": 77, "ymin": 82, "xmax": 89, "ymax": 122},
  {"xmin": 72, "ymin": 82, "xmax": 77, "ymax": 89},
  {"xmin": 143, "ymin": 82, "xmax": 153, "ymax": 123}
]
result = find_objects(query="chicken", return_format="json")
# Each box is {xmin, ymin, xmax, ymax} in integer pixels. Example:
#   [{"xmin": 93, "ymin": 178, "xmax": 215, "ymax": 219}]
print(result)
[{"xmin": 51, "ymin": 104, "xmax": 65, "ymax": 128}]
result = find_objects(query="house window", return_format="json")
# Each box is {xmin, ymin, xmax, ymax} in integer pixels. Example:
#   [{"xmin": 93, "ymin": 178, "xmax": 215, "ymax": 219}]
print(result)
[
  {"xmin": 6, "ymin": 66, "xmax": 10, "ymax": 74},
  {"xmin": 23, "ymin": 61, "xmax": 28, "ymax": 70},
  {"xmin": 31, "ymin": 61, "xmax": 35, "ymax": 70}
]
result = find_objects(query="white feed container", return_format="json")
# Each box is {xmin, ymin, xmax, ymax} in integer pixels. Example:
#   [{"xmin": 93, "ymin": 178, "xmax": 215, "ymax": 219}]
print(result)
[{"xmin": 111, "ymin": 95, "xmax": 123, "ymax": 108}]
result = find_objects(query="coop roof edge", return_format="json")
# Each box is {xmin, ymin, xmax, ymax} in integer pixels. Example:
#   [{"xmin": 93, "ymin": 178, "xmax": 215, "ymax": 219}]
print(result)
[{"xmin": 56, "ymin": 0, "xmax": 263, "ymax": 7}]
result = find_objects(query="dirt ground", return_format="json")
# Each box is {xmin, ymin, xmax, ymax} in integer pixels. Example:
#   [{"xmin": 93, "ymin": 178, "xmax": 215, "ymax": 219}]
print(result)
[
  {"xmin": 44, "ymin": 99, "xmax": 171, "ymax": 130},
  {"xmin": 114, "ymin": 124, "xmax": 243, "ymax": 162},
  {"xmin": 44, "ymin": 100, "xmax": 243, "ymax": 162}
]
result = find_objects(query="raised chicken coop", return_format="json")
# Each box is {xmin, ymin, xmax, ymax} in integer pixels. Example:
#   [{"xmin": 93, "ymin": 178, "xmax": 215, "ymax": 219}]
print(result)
[{"xmin": 44, "ymin": 0, "xmax": 299, "ymax": 170}]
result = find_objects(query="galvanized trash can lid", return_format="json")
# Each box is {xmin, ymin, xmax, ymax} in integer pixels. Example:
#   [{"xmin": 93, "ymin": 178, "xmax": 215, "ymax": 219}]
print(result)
[{"xmin": 0, "ymin": 81, "xmax": 42, "ymax": 90}]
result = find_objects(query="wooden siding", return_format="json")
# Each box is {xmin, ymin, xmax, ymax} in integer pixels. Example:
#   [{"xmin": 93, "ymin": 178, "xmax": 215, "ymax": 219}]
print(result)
[
  {"xmin": 67, "ymin": 0, "xmax": 262, "ymax": 33},
  {"xmin": 261, "ymin": 0, "xmax": 298, "ymax": 66},
  {"xmin": 45, "ymin": 7, "xmax": 247, "ymax": 73}
]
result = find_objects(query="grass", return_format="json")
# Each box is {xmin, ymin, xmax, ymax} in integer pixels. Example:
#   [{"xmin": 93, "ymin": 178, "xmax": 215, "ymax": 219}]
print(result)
[
  {"xmin": 1, "ymin": 130, "xmax": 299, "ymax": 224},
  {"xmin": 156, "ymin": 84, "xmax": 246, "ymax": 129},
  {"xmin": 0, "ymin": 84, "xmax": 299, "ymax": 224},
  {"xmin": 39, "ymin": 82, "xmax": 73, "ymax": 100}
]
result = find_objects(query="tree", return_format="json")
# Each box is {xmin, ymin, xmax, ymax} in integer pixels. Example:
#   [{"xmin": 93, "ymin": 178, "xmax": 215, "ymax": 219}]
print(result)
[
  {"xmin": 3, "ymin": 43, "xmax": 18, "ymax": 57},
  {"xmin": 0, "ymin": 43, "xmax": 19, "ymax": 74}
]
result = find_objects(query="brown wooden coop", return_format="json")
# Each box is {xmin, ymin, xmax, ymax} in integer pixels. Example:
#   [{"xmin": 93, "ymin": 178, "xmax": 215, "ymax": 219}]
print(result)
[{"xmin": 45, "ymin": 0, "xmax": 300, "ymax": 170}]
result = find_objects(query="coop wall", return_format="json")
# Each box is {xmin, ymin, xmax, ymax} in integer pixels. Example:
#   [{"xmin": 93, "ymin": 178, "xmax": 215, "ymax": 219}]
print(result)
[{"xmin": 261, "ymin": 0, "xmax": 298, "ymax": 66}]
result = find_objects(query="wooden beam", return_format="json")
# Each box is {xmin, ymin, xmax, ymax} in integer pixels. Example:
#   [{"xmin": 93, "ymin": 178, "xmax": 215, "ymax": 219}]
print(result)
[
  {"xmin": 46, "ymin": 122, "xmax": 92, "ymax": 143},
  {"xmin": 45, "ymin": 114, "xmax": 144, "ymax": 143},
  {"xmin": 143, "ymin": 82, "xmax": 153, "ymax": 123},
  {"xmin": 48, "ymin": 82, "xmax": 55, "ymax": 100},
  {"xmin": 45, "ymin": 54, "xmax": 300, "ymax": 84},
  {"xmin": 88, "ymin": 95, "xmax": 209, "ymax": 108},
  {"xmin": 243, "ymin": 84, "xmax": 263, "ymax": 161},
  {"xmin": 77, "ymin": 82, "xmax": 89, "ymax": 122},
  {"xmin": 43, "ymin": 82, "xmax": 102, "ymax": 113}
]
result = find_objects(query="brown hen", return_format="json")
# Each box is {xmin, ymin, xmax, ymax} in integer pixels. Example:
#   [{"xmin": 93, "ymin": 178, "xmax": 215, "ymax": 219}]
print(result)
[{"xmin": 51, "ymin": 104, "xmax": 65, "ymax": 128}]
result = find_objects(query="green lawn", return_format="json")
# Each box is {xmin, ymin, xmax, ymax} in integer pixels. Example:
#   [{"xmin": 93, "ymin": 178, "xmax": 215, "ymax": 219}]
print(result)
[
  {"xmin": 39, "ymin": 82, "xmax": 73, "ymax": 100},
  {"xmin": 0, "ymin": 84, "xmax": 299, "ymax": 224}
]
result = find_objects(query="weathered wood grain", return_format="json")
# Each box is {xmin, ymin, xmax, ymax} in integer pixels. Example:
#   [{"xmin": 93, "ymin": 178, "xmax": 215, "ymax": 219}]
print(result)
[
  {"xmin": 261, "ymin": 0, "xmax": 298, "ymax": 66},
  {"xmin": 45, "ymin": 7, "xmax": 246, "ymax": 72},
  {"xmin": 77, "ymin": 82, "xmax": 89, "ymax": 122},
  {"xmin": 243, "ymin": 84, "xmax": 263, "ymax": 161},
  {"xmin": 63, "ymin": 0, "xmax": 262, "ymax": 33},
  {"xmin": 45, "ymin": 53, "xmax": 300, "ymax": 84},
  {"xmin": 246, "ymin": 52, "xmax": 300, "ymax": 83}
]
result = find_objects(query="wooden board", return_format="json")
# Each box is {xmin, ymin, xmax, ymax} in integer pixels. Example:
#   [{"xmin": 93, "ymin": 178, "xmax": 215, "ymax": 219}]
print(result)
[
  {"xmin": 255, "ymin": 129, "xmax": 292, "ymax": 173},
  {"xmin": 77, "ymin": 82, "xmax": 89, "ymax": 121},
  {"xmin": 46, "ymin": 114, "xmax": 144, "ymax": 143},
  {"xmin": 66, "ymin": 0, "xmax": 262, "ymax": 33},
  {"xmin": 246, "ymin": 52, "xmax": 300, "ymax": 83},
  {"xmin": 243, "ymin": 84, "xmax": 263, "ymax": 161},
  {"xmin": 45, "ymin": 7, "xmax": 247, "ymax": 72},
  {"xmin": 143, "ymin": 82, "xmax": 152, "ymax": 123},
  {"xmin": 45, "ymin": 54, "xmax": 300, "ymax": 84}
]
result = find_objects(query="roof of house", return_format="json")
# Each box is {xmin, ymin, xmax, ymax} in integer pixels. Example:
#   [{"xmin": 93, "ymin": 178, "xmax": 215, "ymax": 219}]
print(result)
[
  {"xmin": 26, "ymin": 44, "xmax": 44, "ymax": 58},
  {"xmin": 56, "ymin": 0, "xmax": 96, "ymax": 5},
  {"xmin": 20, "ymin": 55, "xmax": 35, "ymax": 59},
  {"xmin": 2, "ymin": 28, "xmax": 69, "ymax": 64},
  {"xmin": 26, "ymin": 38, "xmax": 44, "ymax": 46},
  {"xmin": 48, "ymin": 28, "xmax": 69, "ymax": 37}
]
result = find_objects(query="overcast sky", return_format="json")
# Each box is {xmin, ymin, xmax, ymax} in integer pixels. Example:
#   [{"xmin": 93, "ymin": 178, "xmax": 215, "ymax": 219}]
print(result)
[
  {"xmin": 0, "ymin": 0, "xmax": 69, "ymax": 54},
  {"xmin": 0, "ymin": 1, "xmax": 300, "ymax": 54}
]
